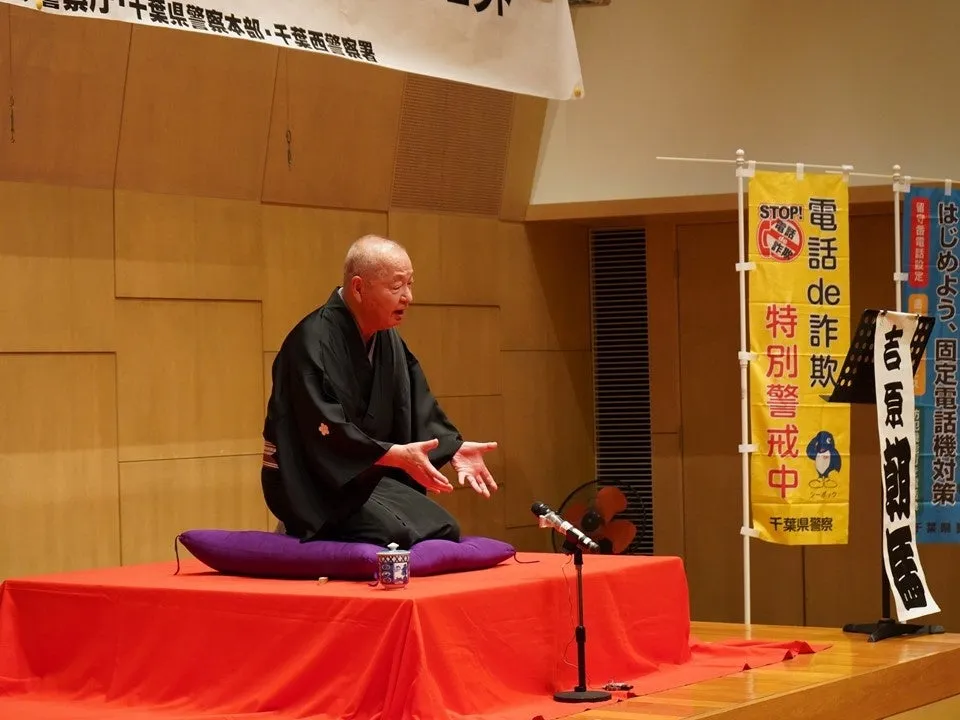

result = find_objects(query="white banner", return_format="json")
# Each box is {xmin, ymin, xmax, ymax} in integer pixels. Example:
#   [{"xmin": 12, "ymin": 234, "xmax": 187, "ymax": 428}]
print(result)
[
  {"xmin": 874, "ymin": 311, "xmax": 940, "ymax": 622},
  {"xmin": 2, "ymin": 0, "xmax": 583, "ymax": 100}
]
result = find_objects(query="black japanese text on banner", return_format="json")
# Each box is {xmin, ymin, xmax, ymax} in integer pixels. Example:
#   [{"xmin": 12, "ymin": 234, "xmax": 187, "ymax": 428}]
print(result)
[
  {"xmin": 1, "ymin": 0, "xmax": 583, "ymax": 100},
  {"xmin": 874, "ymin": 311, "xmax": 940, "ymax": 622}
]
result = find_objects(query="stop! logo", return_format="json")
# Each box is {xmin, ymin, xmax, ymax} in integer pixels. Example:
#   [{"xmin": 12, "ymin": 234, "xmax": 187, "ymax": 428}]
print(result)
[{"xmin": 756, "ymin": 218, "xmax": 804, "ymax": 262}]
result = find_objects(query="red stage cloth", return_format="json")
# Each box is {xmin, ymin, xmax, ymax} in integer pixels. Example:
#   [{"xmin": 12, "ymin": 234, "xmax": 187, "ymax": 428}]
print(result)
[{"xmin": 0, "ymin": 553, "xmax": 823, "ymax": 720}]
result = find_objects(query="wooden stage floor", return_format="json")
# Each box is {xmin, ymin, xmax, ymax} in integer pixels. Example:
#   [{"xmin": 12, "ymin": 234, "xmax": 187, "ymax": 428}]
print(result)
[{"xmin": 565, "ymin": 622, "xmax": 960, "ymax": 720}]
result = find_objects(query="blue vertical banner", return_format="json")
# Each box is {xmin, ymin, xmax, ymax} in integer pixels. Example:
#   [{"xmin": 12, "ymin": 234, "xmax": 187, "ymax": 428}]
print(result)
[{"xmin": 901, "ymin": 186, "xmax": 960, "ymax": 543}]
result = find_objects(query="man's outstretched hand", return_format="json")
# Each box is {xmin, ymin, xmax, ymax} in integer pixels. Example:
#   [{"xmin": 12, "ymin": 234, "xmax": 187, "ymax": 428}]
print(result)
[
  {"xmin": 377, "ymin": 439, "xmax": 499, "ymax": 497},
  {"xmin": 377, "ymin": 439, "xmax": 453, "ymax": 494},
  {"xmin": 451, "ymin": 441, "xmax": 499, "ymax": 497}
]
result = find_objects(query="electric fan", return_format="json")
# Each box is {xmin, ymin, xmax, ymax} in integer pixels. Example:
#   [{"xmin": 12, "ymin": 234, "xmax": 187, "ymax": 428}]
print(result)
[{"xmin": 551, "ymin": 480, "xmax": 645, "ymax": 554}]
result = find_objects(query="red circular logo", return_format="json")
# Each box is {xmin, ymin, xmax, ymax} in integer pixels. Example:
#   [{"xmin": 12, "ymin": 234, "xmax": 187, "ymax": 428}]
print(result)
[{"xmin": 757, "ymin": 218, "xmax": 804, "ymax": 262}]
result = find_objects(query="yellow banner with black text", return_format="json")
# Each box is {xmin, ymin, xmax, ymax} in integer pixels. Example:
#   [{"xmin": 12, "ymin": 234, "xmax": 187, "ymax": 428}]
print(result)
[{"xmin": 748, "ymin": 171, "xmax": 851, "ymax": 545}]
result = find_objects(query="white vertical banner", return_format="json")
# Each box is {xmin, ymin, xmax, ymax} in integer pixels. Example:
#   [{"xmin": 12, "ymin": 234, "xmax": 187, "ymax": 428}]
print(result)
[
  {"xmin": 0, "ymin": 0, "xmax": 583, "ymax": 100},
  {"xmin": 874, "ymin": 311, "xmax": 940, "ymax": 622}
]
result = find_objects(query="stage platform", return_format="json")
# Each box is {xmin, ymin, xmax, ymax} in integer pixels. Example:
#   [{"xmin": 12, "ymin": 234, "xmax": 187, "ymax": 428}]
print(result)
[
  {"xmin": 567, "ymin": 623, "xmax": 960, "ymax": 720},
  {"xmin": 0, "ymin": 551, "xmax": 954, "ymax": 720}
]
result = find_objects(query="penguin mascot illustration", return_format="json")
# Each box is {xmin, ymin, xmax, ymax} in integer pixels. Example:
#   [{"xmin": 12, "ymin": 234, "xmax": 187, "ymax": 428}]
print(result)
[{"xmin": 806, "ymin": 431, "xmax": 841, "ymax": 488}]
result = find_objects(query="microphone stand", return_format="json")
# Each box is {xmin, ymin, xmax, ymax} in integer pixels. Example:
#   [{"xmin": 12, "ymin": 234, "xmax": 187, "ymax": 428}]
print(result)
[{"xmin": 554, "ymin": 543, "xmax": 611, "ymax": 703}]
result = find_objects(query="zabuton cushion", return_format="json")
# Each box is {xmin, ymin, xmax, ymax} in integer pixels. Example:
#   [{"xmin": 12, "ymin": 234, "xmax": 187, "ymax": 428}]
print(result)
[{"xmin": 176, "ymin": 529, "xmax": 516, "ymax": 581}]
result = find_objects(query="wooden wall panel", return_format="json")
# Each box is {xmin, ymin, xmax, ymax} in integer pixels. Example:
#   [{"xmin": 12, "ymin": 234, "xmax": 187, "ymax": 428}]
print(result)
[
  {"xmin": 115, "ymin": 191, "xmax": 263, "ymax": 300},
  {"xmin": 115, "ymin": 27, "xmax": 277, "ymax": 200},
  {"xmin": 261, "ymin": 206, "xmax": 387, "ymax": 352},
  {"xmin": 677, "ymin": 221, "xmax": 804, "ymax": 625},
  {"xmin": 398, "ymin": 305, "xmax": 444, "ymax": 381},
  {"xmin": 890, "ymin": 696, "xmax": 960, "ymax": 720},
  {"xmin": 497, "ymin": 220, "xmax": 594, "ymax": 537},
  {"xmin": 653, "ymin": 432, "xmax": 685, "ymax": 558},
  {"xmin": 435, "ymin": 487, "xmax": 508, "ymax": 539},
  {"xmin": 261, "ymin": 52, "xmax": 404, "ymax": 211},
  {"xmin": 502, "ymin": 350, "xmax": 595, "ymax": 528},
  {"xmin": 0, "ymin": 354, "xmax": 120, "ymax": 579},
  {"xmin": 0, "ymin": 6, "xmax": 129, "ymax": 187},
  {"xmin": 646, "ymin": 220, "xmax": 686, "ymax": 560},
  {"xmin": 116, "ymin": 300, "xmax": 264, "ymax": 462},
  {"xmin": 388, "ymin": 212, "xmax": 501, "ymax": 306},
  {"xmin": 917, "ymin": 545, "xmax": 960, "ymax": 634},
  {"xmin": 502, "ymin": 525, "xmax": 555, "ymax": 553},
  {"xmin": 498, "ymin": 222, "xmax": 592, "ymax": 352},
  {"xmin": 500, "ymin": 95, "xmax": 549, "ymax": 222},
  {"xmin": 0, "ymin": 8, "xmax": 565, "ymax": 581},
  {"xmin": 399, "ymin": 305, "xmax": 500, "ymax": 398},
  {"xmin": 437, "ymin": 395, "xmax": 505, "ymax": 486},
  {"xmin": 0, "ymin": 182, "xmax": 115, "ymax": 352},
  {"xmin": 119, "ymin": 455, "xmax": 270, "ymax": 566},
  {"xmin": 645, "ymin": 219, "xmax": 682, "ymax": 435},
  {"xmin": 391, "ymin": 75, "xmax": 513, "ymax": 216},
  {"xmin": 443, "ymin": 307, "xmax": 501, "ymax": 397},
  {"xmin": 392, "ymin": 220, "xmax": 444, "ymax": 305},
  {"xmin": 264, "ymin": 352, "xmax": 277, "ymax": 412}
]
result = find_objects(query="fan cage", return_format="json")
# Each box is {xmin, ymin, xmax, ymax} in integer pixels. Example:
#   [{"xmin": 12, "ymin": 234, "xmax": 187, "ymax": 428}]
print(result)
[{"xmin": 588, "ymin": 227, "xmax": 654, "ymax": 555}]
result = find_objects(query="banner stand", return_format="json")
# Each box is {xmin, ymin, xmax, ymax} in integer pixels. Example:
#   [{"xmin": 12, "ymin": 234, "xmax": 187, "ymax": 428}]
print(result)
[
  {"xmin": 824, "ymin": 308, "xmax": 945, "ymax": 642},
  {"xmin": 657, "ymin": 149, "xmax": 860, "ymax": 627},
  {"xmin": 656, "ymin": 150, "xmax": 954, "ymax": 630}
]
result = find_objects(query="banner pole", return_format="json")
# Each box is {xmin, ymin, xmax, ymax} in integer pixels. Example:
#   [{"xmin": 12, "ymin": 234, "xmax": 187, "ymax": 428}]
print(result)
[
  {"xmin": 894, "ymin": 164, "xmax": 904, "ymax": 314},
  {"xmin": 735, "ymin": 148, "xmax": 753, "ymax": 627},
  {"xmin": 888, "ymin": 164, "xmax": 906, "ymax": 624}
]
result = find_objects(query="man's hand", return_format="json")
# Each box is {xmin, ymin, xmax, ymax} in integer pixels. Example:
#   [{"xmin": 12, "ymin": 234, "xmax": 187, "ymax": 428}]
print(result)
[
  {"xmin": 451, "ymin": 441, "xmax": 499, "ymax": 497},
  {"xmin": 377, "ymin": 439, "xmax": 453, "ymax": 494}
]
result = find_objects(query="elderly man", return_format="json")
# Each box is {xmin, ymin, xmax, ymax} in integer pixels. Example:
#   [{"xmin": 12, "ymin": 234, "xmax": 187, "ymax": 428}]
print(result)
[{"xmin": 261, "ymin": 235, "xmax": 498, "ymax": 548}]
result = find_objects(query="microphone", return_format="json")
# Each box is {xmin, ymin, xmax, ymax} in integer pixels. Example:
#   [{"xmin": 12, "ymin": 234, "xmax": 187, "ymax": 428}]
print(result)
[{"xmin": 531, "ymin": 501, "xmax": 600, "ymax": 552}]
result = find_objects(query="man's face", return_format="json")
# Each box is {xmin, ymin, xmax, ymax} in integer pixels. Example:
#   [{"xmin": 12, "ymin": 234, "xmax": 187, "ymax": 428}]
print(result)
[{"xmin": 351, "ymin": 250, "xmax": 414, "ymax": 332}]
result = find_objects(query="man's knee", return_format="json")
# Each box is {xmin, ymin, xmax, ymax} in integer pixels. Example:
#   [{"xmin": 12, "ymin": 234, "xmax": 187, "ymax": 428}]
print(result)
[
  {"xmin": 368, "ymin": 508, "xmax": 458, "ymax": 548},
  {"xmin": 370, "ymin": 487, "xmax": 462, "ymax": 546},
  {"xmin": 440, "ymin": 519, "xmax": 461, "ymax": 543},
  {"xmin": 316, "ymin": 479, "xmax": 464, "ymax": 548},
  {"xmin": 432, "ymin": 508, "xmax": 461, "ymax": 543}
]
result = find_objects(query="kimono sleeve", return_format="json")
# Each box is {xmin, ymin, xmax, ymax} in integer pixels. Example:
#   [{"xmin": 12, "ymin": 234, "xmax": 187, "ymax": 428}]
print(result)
[
  {"xmin": 286, "ymin": 362, "xmax": 392, "ymax": 493},
  {"xmin": 404, "ymin": 343, "xmax": 463, "ymax": 469}
]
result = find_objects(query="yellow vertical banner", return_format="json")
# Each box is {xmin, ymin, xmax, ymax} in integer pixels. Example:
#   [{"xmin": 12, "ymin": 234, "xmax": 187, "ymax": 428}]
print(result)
[{"xmin": 748, "ymin": 170, "xmax": 851, "ymax": 545}]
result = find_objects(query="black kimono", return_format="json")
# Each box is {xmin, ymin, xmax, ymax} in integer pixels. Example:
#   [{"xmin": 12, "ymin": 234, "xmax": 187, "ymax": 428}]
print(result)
[{"xmin": 261, "ymin": 289, "xmax": 463, "ymax": 549}]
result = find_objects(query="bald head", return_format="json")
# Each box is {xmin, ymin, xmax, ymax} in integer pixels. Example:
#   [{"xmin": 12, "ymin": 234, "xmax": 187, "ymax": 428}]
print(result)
[
  {"xmin": 341, "ymin": 234, "xmax": 414, "ymax": 337},
  {"xmin": 342, "ymin": 235, "xmax": 409, "ymax": 286}
]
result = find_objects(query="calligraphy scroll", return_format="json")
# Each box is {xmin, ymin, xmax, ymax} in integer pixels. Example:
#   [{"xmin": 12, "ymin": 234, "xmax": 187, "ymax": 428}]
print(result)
[{"xmin": 874, "ymin": 311, "xmax": 940, "ymax": 622}]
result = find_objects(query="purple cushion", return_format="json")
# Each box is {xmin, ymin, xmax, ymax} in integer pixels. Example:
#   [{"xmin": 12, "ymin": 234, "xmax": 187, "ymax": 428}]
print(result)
[
  {"xmin": 176, "ymin": 530, "xmax": 516, "ymax": 581},
  {"xmin": 410, "ymin": 536, "xmax": 517, "ymax": 577}
]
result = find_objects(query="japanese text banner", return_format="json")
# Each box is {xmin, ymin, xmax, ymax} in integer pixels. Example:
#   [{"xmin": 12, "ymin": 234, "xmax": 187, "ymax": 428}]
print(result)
[
  {"xmin": 901, "ymin": 186, "xmax": 960, "ymax": 544},
  {"xmin": 748, "ymin": 171, "xmax": 851, "ymax": 545},
  {"xmin": 874, "ymin": 311, "xmax": 940, "ymax": 621},
  {"xmin": 0, "ymin": 0, "xmax": 583, "ymax": 101}
]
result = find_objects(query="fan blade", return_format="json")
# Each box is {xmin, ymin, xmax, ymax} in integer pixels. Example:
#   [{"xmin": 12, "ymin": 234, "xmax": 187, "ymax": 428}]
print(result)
[
  {"xmin": 603, "ymin": 519, "xmax": 637, "ymax": 554},
  {"xmin": 563, "ymin": 501, "xmax": 588, "ymax": 528},
  {"xmin": 595, "ymin": 486, "xmax": 628, "ymax": 521}
]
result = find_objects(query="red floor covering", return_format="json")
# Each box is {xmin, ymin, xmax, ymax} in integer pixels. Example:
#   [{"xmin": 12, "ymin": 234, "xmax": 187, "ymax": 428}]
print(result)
[{"xmin": 0, "ymin": 553, "xmax": 824, "ymax": 720}]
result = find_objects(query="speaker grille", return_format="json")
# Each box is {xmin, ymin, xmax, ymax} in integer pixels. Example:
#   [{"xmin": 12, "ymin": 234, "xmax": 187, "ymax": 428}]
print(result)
[
  {"xmin": 589, "ymin": 227, "xmax": 653, "ymax": 555},
  {"xmin": 391, "ymin": 74, "xmax": 513, "ymax": 216}
]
